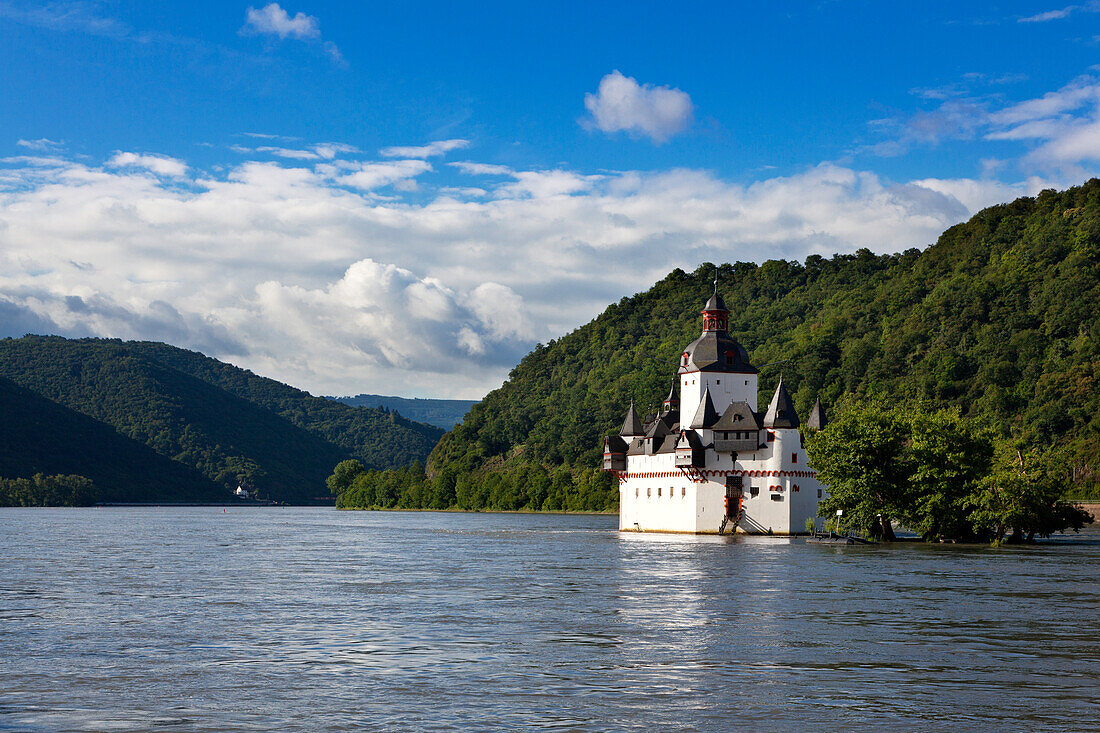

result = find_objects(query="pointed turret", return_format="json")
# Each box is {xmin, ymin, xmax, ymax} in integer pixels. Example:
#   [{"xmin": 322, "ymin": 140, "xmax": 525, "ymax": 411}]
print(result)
[
  {"xmin": 690, "ymin": 385, "xmax": 720, "ymax": 429},
  {"xmin": 807, "ymin": 396, "xmax": 827, "ymax": 431},
  {"xmin": 763, "ymin": 379, "xmax": 800, "ymax": 429},
  {"xmin": 620, "ymin": 400, "xmax": 644, "ymax": 437},
  {"xmin": 661, "ymin": 378, "xmax": 680, "ymax": 415}
]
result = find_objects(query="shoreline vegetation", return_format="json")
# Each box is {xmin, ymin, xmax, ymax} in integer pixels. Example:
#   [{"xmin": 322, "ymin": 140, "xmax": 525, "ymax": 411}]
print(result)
[{"xmin": 807, "ymin": 400, "xmax": 1094, "ymax": 544}]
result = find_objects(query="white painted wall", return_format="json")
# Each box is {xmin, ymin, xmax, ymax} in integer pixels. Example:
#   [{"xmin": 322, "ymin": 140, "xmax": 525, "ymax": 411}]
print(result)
[
  {"xmin": 679, "ymin": 370, "xmax": 758, "ymax": 426},
  {"xmin": 618, "ymin": 425, "xmax": 826, "ymax": 535}
]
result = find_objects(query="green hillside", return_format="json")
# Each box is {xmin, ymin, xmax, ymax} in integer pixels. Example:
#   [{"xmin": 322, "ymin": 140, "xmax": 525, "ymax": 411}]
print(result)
[
  {"xmin": 0, "ymin": 337, "xmax": 444, "ymax": 503},
  {"xmin": 418, "ymin": 180, "xmax": 1100, "ymax": 500},
  {"xmin": 329, "ymin": 394, "xmax": 478, "ymax": 429},
  {"xmin": 0, "ymin": 375, "xmax": 222, "ymax": 503},
  {"xmin": 124, "ymin": 341, "xmax": 444, "ymax": 468}
]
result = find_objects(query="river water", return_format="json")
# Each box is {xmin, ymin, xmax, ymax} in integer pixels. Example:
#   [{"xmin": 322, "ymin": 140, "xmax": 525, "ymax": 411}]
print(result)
[{"xmin": 1, "ymin": 508, "xmax": 1098, "ymax": 732}]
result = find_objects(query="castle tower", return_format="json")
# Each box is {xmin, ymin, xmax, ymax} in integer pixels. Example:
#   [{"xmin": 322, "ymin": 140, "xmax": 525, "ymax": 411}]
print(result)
[{"xmin": 678, "ymin": 282, "xmax": 758, "ymax": 424}]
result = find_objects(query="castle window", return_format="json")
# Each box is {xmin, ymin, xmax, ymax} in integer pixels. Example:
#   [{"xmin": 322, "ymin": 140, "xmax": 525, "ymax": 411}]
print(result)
[
  {"xmin": 647, "ymin": 488, "xmax": 651, "ymax": 498},
  {"xmin": 767, "ymin": 431, "xmax": 775, "ymax": 442},
  {"xmin": 635, "ymin": 488, "xmax": 639, "ymax": 498},
  {"xmin": 792, "ymin": 453, "xmax": 798, "ymax": 463},
  {"xmin": 657, "ymin": 487, "xmax": 662, "ymax": 497},
  {"xmin": 770, "ymin": 494, "xmax": 783, "ymax": 502},
  {"xmin": 793, "ymin": 484, "xmax": 800, "ymax": 492},
  {"xmin": 716, "ymin": 379, "xmax": 720, "ymax": 385},
  {"xmin": 818, "ymin": 489, "xmax": 823, "ymax": 498},
  {"xmin": 749, "ymin": 486, "xmax": 759, "ymax": 497},
  {"xmin": 681, "ymin": 487, "xmax": 686, "ymax": 497}
]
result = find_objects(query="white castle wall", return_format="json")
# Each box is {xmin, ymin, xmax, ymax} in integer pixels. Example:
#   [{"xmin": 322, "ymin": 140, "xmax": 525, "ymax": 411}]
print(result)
[
  {"xmin": 679, "ymin": 371, "xmax": 758, "ymax": 425},
  {"xmin": 618, "ymin": 425, "xmax": 824, "ymax": 535}
]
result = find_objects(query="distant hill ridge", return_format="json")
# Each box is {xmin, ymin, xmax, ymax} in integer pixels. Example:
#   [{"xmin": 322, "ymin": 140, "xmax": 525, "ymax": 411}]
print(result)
[
  {"xmin": 0, "ymin": 337, "xmax": 444, "ymax": 503},
  {"xmin": 330, "ymin": 394, "xmax": 478, "ymax": 429}
]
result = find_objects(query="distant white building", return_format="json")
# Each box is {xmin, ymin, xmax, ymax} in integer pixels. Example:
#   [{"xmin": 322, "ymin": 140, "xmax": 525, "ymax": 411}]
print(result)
[
  {"xmin": 235, "ymin": 485, "xmax": 250, "ymax": 499},
  {"xmin": 603, "ymin": 288, "xmax": 828, "ymax": 534}
]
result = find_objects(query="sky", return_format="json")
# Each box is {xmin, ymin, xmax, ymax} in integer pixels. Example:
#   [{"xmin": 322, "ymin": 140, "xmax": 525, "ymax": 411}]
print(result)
[{"xmin": 1, "ymin": 1, "xmax": 1099, "ymax": 399}]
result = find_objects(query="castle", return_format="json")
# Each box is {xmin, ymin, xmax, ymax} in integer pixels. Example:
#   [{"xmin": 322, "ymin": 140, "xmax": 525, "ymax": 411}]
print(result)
[{"xmin": 602, "ymin": 286, "xmax": 828, "ymax": 534}]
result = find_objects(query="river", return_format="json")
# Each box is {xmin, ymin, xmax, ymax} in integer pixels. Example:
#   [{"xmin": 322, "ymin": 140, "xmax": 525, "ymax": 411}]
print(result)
[{"xmin": 1, "ymin": 507, "xmax": 1097, "ymax": 732}]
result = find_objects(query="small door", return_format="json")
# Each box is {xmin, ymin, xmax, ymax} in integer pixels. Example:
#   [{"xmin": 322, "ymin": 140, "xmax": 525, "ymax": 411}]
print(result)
[{"xmin": 725, "ymin": 476, "xmax": 743, "ymax": 519}]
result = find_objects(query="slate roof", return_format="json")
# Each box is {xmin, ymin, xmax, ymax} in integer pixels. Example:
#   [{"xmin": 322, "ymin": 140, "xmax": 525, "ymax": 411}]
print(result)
[
  {"xmin": 807, "ymin": 397, "xmax": 828, "ymax": 431},
  {"xmin": 604, "ymin": 435, "xmax": 628, "ymax": 453},
  {"xmin": 679, "ymin": 331, "xmax": 757, "ymax": 374},
  {"xmin": 689, "ymin": 386, "xmax": 721, "ymax": 429},
  {"xmin": 763, "ymin": 379, "xmax": 800, "ymax": 429},
  {"xmin": 620, "ymin": 401, "xmax": 644, "ymax": 437},
  {"xmin": 712, "ymin": 401, "xmax": 763, "ymax": 431},
  {"xmin": 703, "ymin": 291, "xmax": 727, "ymax": 312}
]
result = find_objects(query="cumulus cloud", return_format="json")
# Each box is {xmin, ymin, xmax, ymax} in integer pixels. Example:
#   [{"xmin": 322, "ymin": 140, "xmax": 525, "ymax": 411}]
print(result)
[
  {"xmin": 380, "ymin": 140, "xmax": 469, "ymax": 159},
  {"xmin": 106, "ymin": 152, "xmax": 188, "ymax": 177},
  {"xmin": 241, "ymin": 3, "xmax": 342, "ymax": 62},
  {"xmin": 242, "ymin": 3, "xmax": 319, "ymax": 39},
  {"xmin": 583, "ymin": 70, "xmax": 694, "ymax": 143},
  {"xmin": 0, "ymin": 140, "xmax": 1054, "ymax": 397}
]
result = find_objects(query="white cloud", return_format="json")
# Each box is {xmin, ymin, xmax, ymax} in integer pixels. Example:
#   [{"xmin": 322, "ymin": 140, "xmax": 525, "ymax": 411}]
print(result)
[
  {"xmin": 583, "ymin": 70, "xmax": 694, "ymax": 143},
  {"xmin": 866, "ymin": 72, "xmax": 1100, "ymax": 178},
  {"xmin": 0, "ymin": 145, "xmax": 1053, "ymax": 398},
  {"xmin": 106, "ymin": 152, "xmax": 188, "ymax": 177},
  {"xmin": 336, "ymin": 160, "xmax": 432, "ymax": 190},
  {"xmin": 242, "ymin": 3, "xmax": 319, "ymax": 39},
  {"xmin": 380, "ymin": 140, "xmax": 469, "ymax": 159},
  {"xmin": 1017, "ymin": 3, "xmax": 1100, "ymax": 22},
  {"xmin": 241, "ymin": 3, "xmax": 342, "ymax": 62},
  {"xmin": 16, "ymin": 138, "xmax": 64, "ymax": 151},
  {"xmin": 449, "ymin": 162, "xmax": 513, "ymax": 176}
]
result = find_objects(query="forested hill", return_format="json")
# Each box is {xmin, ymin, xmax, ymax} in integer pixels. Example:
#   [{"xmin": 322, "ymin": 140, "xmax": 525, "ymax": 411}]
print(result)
[
  {"xmin": 329, "ymin": 394, "xmax": 478, "ymax": 429},
  {"xmin": 0, "ymin": 375, "xmax": 222, "ymax": 503},
  {"xmin": 0, "ymin": 337, "xmax": 444, "ymax": 503},
  {"xmin": 428, "ymin": 180, "xmax": 1100, "ymax": 493}
]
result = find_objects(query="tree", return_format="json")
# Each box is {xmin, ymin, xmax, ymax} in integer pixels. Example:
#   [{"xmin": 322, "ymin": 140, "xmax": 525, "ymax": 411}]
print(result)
[
  {"xmin": 327, "ymin": 459, "xmax": 365, "ymax": 496},
  {"xmin": 906, "ymin": 408, "xmax": 995, "ymax": 541},
  {"xmin": 806, "ymin": 400, "xmax": 911, "ymax": 540},
  {"xmin": 969, "ymin": 444, "xmax": 1094, "ymax": 542}
]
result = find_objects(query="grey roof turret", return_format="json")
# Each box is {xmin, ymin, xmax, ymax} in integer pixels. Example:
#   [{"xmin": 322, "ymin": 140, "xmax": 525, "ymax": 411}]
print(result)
[
  {"xmin": 662, "ymin": 378, "xmax": 680, "ymax": 412},
  {"xmin": 807, "ymin": 397, "xmax": 827, "ymax": 431},
  {"xmin": 689, "ymin": 385, "xmax": 721, "ymax": 429},
  {"xmin": 620, "ymin": 401, "xmax": 644, "ymax": 437},
  {"xmin": 763, "ymin": 379, "xmax": 800, "ymax": 429}
]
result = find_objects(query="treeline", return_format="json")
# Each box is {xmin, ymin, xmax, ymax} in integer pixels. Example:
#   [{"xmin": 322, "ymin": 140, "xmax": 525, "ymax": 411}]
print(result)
[
  {"xmin": 328, "ymin": 460, "xmax": 617, "ymax": 512},
  {"xmin": 808, "ymin": 401, "xmax": 1092, "ymax": 543},
  {"xmin": 0, "ymin": 474, "xmax": 97, "ymax": 507}
]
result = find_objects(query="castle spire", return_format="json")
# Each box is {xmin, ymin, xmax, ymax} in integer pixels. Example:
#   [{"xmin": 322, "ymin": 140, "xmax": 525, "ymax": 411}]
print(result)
[
  {"xmin": 763, "ymin": 379, "xmax": 800, "ymax": 429},
  {"xmin": 690, "ymin": 385, "xmax": 720, "ymax": 429},
  {"xmin": 620, "ymin": 400, "xmax": 644, "ymax": 437},
  {"xmin": 807, "ymin": 396, "xmax": 828, "ymax": 431}
]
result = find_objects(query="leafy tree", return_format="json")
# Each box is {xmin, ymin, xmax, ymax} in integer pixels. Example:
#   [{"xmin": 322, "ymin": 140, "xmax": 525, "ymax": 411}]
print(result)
[
  {"xmin": 806, "ymin": 400, "xmax": 910, "ymax": 540},
  {"xmin": 906, "ymin": 408, "xmax": 995, "ymax": 541},
  {"xmin": 969, "ymin": 444, "xmax": 1094, "ymax": 542}
]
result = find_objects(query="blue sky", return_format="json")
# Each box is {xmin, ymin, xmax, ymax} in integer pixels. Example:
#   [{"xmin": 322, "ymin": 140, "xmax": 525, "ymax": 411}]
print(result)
[{"xmin": 1, "ymin": 1, "xmax": 1099, "ymax": 397}]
